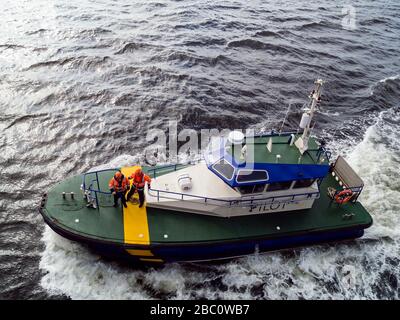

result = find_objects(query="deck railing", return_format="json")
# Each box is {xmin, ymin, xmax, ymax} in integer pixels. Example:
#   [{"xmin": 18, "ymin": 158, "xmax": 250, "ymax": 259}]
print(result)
[
  {"xmin": 147, "ymin": 160, "xmax": 203, "ymax": 179},
  {"xmin": 80, "ymin": 163, "xmax": 201, "ymax": 208},
  {"xmin": 253, "ymin": 131, "xmax": 332, "ymax": 164},
  {"xmin": 81, "ymin": 168, "xmax": 118, "ymax": 209},
  {"xmin": 148, "ymin": 187, "xmax": 320, "ymax": 208},
  {"xmin": 306, "ymin": 147, "xmax": 332, "ymax": 164}
]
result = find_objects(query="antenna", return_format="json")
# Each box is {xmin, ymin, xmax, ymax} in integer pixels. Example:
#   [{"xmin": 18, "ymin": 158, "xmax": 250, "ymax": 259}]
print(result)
[
  {"xmin": 295, "ymin": 79, "xmax": 324, "ymax": 154},
  {"xmin": 309, "ymin": 120, "xmax": 317, "ymax": 137}
]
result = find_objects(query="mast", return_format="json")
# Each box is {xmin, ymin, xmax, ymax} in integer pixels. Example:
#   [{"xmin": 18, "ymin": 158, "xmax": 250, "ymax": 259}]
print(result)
[{"xmin": 295, "ymin": 79, "xmax": 324, "ymax": 154}]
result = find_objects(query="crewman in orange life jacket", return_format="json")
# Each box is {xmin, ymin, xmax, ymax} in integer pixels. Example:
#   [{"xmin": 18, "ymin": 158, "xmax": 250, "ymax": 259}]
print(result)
[
  {"xmin": 109, "ymin": 171, "xmax": 130, "ymax": 208},
  {"xmin": 126, "ymin": 168, "xmax": 151, "ymax": 208}
]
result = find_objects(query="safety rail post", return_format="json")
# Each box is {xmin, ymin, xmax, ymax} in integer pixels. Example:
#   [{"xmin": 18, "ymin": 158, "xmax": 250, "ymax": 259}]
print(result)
[
  {"xmin": 95, "ymin": 190, "xmax": 99, "ymax": 209},
  {"xmin": 95, "ymin": 172, "xmax": 100, "ymax": 192},
  {"xmin": 325, "ymin": 150, "xmax": 331, "ymax": 162},
  {"xmin": 82, "ymin": 175, "xmax": 86, "ymax": 192},
  {"xmin": 93, "ymin": 172, "xmax": 101, "ymax": 210}
]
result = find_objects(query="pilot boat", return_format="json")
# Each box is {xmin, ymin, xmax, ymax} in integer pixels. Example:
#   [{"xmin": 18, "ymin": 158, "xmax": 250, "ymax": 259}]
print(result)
[{"xmin": 38, "ymin": 80, "xmax": 373, "ymax": 263}]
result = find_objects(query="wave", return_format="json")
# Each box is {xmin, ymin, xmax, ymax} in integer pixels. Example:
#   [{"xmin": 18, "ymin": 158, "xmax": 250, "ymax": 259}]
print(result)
[
  {"xmin": 378, "ymin": 75, "xmax": 400, "ymax": 83},
  {"xmin": 78, "ymin": 27, "xmax": 112, "ymax": 36},
  {"xmin": 296, "ymin": 21, "xmax": 337, "ymax": 31},
  {"xmin": 370, "ymin": 75, "xmax": 400, "ymax": 107},
  {"xmin": 0, "ymin": 44, "xmax": 25, "ymax": 50},
  {"xmin": 272, "ymin": 16, "xmax": 310, "ymax": 23},
  {"xmin": 4, "ymin": 113, "xmax": 49, "ymax": 130},
  {"xmin": 25, "ymin": 56, "xmax": 112, "ymax": 71},
  {"xmin": 227, "ymin": 39, "xmax": 291, "ymax": 54},
  {"xmin": 183, "ymin": 37, "xmax": 226, "ymax": 46},
  {"xmin": 115, "ymin": 42, "xmax": 160, "ymax": 54},
  {"xmin": 359, "ymin": 18, "xmax": 387, "ymax": 26},
  {"xmin": 53, "ymin": 27, "xmax": 113, "ymax": 42},
  {"xmin": 254, "ymin": 30, "xmax": 281, "ymax": 38},
  {"xmin": 25, "ymin": 28, "xmax": 48, "ymax": 35},
  {"xmin": 152, "ymin": 50, "xmax": 234, "ymax": 68}
]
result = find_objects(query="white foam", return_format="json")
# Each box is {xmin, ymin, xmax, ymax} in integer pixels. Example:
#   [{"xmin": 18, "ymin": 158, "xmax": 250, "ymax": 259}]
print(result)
[
  {"xmin": 370, "ymin": 74, "xmax": 399, "ymax": 96},
  {"xmin": 378, "ymin": 74, "xmax": 399, "ymax": 83},
  {"xmin": 39, "ymin": 227, "xmax": 150, "ymax": 300},
  {"xmin": 346, "ymin": 109, "xmax": 400, "ymax": 240}
]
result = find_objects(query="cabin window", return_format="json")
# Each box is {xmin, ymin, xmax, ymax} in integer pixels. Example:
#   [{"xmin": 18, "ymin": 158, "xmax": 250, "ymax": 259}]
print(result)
[
  {"xmin": 236, "ymin": 169, "xmax": 269, "ymax": 183},
  {"xmin": 253, "ymin": 184, "xmax": 266, "ymax": 193},
  {"xmin": 266, "ymin": 181, "xmax": 292, "ymax": 192},
  {"xmin": 212, "ymin": 159, "xmax": 235, "ymax": 180},
  {"xmin": 237, "ymin": 185, "xmax": 254, "ymax": 194},
  {"xmin": 237, "ymin": 184, "xmax": 266, "ymax": 194},
  {"xmin": 292, "ymin": 179, "xmax": 315, "ymax": 189}
]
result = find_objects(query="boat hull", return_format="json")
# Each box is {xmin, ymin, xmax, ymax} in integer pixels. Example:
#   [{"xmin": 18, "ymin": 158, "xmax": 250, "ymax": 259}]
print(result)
[
  {"xmin": 40, "ymin": 206, "xmax": 368, "ymax": 263},
  {"xmin": 38, "ymin": 163, "xmax": 373, "ymax": 264}
]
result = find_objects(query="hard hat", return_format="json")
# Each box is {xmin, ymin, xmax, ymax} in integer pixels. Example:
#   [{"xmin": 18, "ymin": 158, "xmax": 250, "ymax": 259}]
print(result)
[{"xmin": 115, "ymin": 171, "xmax": 122, "ymax": 179}]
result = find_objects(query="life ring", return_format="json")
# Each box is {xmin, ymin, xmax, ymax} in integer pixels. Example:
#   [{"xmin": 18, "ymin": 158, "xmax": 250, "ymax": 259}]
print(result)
[{"xmin": 334, "ymin": 189, "xmax": 353, "ymax": 204}]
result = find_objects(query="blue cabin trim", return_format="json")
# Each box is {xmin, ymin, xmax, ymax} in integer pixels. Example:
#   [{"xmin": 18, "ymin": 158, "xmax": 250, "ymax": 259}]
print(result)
[
  {"xmin": 209, "ymin": 162, "xmax": 329, "ymax": 187},
  {"xmin": 204, "ymin": 137, "xmax": 330, "ymax": 188}
]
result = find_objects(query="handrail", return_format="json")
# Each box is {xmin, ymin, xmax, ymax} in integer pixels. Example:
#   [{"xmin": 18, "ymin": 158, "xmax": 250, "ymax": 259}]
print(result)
[
  {"xmin": 147, "ymin": 160, "xmax": 203, "ymax": 179},
  {"xmin": 147, "ymin": 164, "xmax": 182, "ymax": 179},
  {"xmin": 82, "ymin": 168, "xmax": 119, "ymax": 209},
  {"xmin": 82, "ymin": 168, "xmax": 119, "ymax": 192},
  {"xmin": 252, "ymin": 130, "xmax": 299, "ymax": 138},
  {"xmin": 331, "ymin": 185, "xmax": 364, "ymax": 205},
  {"xmin": 306, "ymin": 147, "xmax": 331, "ymax": 164},
  {"xmin": 148, "ymin": 187, "xmax": 320, "ymax": 208},
  {"xmin": 80, "ymin": 163, "xmax": 204, "ymax": 208}
]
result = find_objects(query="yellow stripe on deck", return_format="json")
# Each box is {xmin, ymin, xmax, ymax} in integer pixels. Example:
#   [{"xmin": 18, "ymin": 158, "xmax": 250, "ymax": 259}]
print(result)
[{"xmin": 121, "ymin": 166, "xmax": 150, "ymax": 245}]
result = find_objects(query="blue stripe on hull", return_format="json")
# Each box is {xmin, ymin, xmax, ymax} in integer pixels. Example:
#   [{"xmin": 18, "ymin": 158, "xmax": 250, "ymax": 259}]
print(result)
[{"xmin": 151, "ymin": 228, "xmax": 364, "ymax": 262}]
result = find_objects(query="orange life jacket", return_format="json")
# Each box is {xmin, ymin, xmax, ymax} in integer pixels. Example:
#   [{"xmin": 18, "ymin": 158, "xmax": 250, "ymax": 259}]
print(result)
[
  {"xmin": 109, "ymin": 175, "xmax": 129, "ymax": 192},
  {"xmin": 130, "ymin": 171, "xmax": 151, "ymax": 189}
]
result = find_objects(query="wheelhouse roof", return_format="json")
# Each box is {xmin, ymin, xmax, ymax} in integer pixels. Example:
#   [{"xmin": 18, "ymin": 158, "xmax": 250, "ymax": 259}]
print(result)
[{"xmin": 204, "ymin": 132, "xmax": 331, "ymax": 187}]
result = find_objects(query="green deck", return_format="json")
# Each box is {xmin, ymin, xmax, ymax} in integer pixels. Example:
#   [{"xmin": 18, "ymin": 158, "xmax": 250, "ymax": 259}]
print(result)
[
  {"xmin": 227, "ymin": 135, "xmax": 328, "ymax": 165},
  {"xmin": 42, "ymin": 166, "xmax": 372, "ymax": 245},
  {"xmin": 43, "ymin": 171, "xmax": 125, "ymax": 242}
]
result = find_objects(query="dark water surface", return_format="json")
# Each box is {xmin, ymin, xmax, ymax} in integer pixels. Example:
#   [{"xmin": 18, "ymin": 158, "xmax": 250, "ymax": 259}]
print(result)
[{"xmin": 1, "ymin": 0, "xmax": 400, "ymax": 299}]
